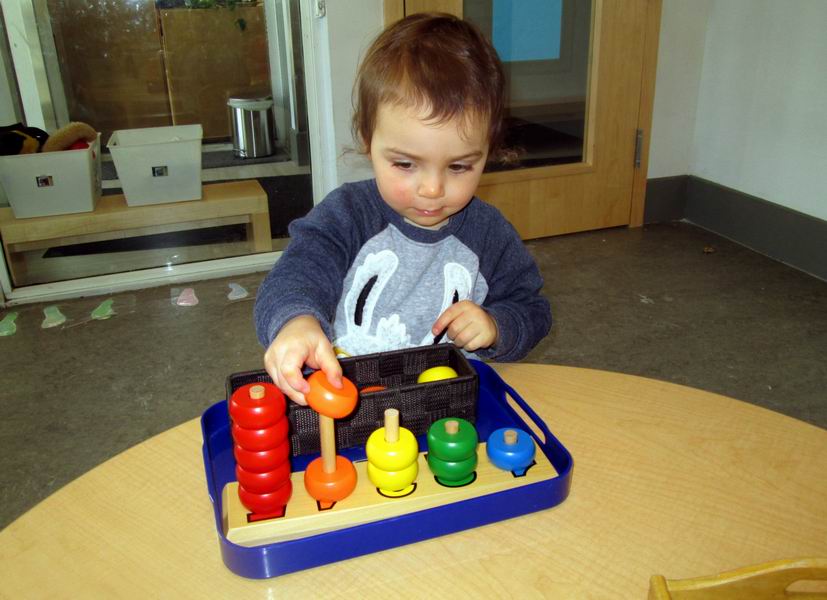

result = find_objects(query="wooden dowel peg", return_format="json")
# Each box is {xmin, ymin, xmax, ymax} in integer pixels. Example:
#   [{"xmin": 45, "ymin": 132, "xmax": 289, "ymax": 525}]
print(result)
[
  {"xmin": 319, "ymin": 414, "xmax": 336, "ymax": 473},
  {"xmin": 384, "ymin": 409, "xmax": 399, "ymax": 443}
]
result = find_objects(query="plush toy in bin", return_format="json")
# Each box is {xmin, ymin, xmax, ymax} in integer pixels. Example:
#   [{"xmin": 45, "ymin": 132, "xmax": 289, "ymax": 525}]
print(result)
[
  {"xmin": 0, "ymin": 123, "xmax": 48, "ymax": 155},
  {"xmin": 0, "ymin": 121, "xmax": 96, "ymax": 155},
  {"xmin": 42, "ymin": 122, "xmax": 97, "ymax": 152}
]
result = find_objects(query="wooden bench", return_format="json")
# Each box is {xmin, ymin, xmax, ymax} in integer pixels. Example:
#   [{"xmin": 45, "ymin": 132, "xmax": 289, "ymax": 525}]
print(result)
[{"xmin": 0, "ymin": 180, "xmax": 272, "ymax": 286}]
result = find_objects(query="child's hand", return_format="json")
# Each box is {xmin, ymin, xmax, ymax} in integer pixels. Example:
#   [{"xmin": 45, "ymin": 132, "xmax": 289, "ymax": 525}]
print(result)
[
  {"xmin": 263, "ymin": 315, "xmax": 342, "ymax": 405},
  {"xmin": 432, "ymin": 300, "xmax": 498, "ymax": 352}
]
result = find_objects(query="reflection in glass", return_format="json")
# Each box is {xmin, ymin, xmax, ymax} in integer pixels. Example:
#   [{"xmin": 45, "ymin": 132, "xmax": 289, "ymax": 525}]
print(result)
[
  {"xmin": 47, "ymin": 0, "xmax": 272, "ymax": 141},
  {"xmin": 465, "ymin": 0, "xmax": 593, "ymax": 171},
  {"xmin": 3, "ymin": 0, "xmax": 314, "ymax": 287}
]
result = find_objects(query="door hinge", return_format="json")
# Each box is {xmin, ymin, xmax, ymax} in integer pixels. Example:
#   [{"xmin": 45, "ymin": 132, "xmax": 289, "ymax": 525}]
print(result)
[
  {"xmin": 314, "ymin": 0, "xmax": 326, "ymax": 18},
  {"xmin": 634, "ymin": 128, "xmax": 644, "ymax": 168}
]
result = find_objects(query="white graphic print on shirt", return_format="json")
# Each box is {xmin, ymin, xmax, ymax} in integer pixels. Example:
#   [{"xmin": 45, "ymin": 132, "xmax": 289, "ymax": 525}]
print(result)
[{"xmin": 332, "ymin": 225, "xmax": 489, "ymax": 356}]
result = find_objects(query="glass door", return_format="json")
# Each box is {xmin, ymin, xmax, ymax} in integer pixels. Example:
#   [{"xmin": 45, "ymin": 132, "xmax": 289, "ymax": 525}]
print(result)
[
  {"xmin": 0, "ymin": 0, "xmax": 314, "ymax": 290},
  {"xmin": 397, "ymin": 0, "xmax": 656, "ymax": 240},
  {"xmin": 465, "ymin": 0, "xmax": 591, "ymax": 170}
]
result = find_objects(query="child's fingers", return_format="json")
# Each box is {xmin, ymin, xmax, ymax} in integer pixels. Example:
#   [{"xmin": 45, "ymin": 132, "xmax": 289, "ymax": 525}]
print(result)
[
  {"xmin": 450, "ymin": 319, "xmax": 477, "ymax": 348},
  {"xmin": 278, "ymin": 373, "xmax": 309, "ymax": 406},
  {"xmin": 460, "ymin": 329, "xmax": 488, "ymax": 352},
  {"xmin": 314, "ymin": 342, "xmax": 343, "ymax": 388},
  {"xmin": 435, "ymin": 302, "xmax": 496, "ymax": 350},
  {"xmin": 279, "ymin": 355, "xmax": 310, "ymax": 405},
  {"xmin": 431, "ymin": 301, "xmax": 467, "ymax": 335}
]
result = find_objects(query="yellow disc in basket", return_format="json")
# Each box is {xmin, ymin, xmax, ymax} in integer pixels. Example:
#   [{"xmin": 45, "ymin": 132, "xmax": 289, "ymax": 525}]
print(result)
[{"xmin": 417, "ymin": 366, "xmax": 458, "ymax": 384}]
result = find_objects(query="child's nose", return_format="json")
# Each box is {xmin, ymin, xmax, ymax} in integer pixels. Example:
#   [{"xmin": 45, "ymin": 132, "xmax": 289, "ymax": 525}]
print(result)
[{"xmin": 418, "ymin": 173, "xmax": 444, "ymax": 199}]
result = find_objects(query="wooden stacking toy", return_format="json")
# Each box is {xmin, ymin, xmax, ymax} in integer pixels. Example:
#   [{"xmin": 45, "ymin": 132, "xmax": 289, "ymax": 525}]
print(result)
[
  {"xmin": 426, "ymin": 417, "xmax": 478, "ymax": 486},
  {"xmin": 229, "ymin": 383, "xmax": 292, "ymax": 519},
  {"xmin": 303, "ymin": 371, "xmax": 359, "ymax": 509},
  {"xmin": 486, "ymin": 427, "xmax": 536, "ymax": 476},
  {"xmin": 365, "ymin": 409, "xmax": 419, "ymax": 497}
]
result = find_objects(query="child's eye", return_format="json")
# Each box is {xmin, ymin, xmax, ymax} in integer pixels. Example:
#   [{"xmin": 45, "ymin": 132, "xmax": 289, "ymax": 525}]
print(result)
[
  {"xmin": 392, "ymin": 160, "xmax": 413, "ymax": 170},
  {"xmin": 449, "ymin": 163, "xmax": 472, "ymax": 173}
]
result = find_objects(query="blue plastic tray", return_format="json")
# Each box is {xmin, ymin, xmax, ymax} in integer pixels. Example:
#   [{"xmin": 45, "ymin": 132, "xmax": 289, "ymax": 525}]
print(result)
[{"xmin": 201, "ymin": 360, "xmax": 574, "ymax": 579}]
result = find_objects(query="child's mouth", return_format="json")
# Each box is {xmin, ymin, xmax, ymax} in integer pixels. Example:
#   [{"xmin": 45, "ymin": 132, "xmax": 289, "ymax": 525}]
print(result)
[{"xmin": 415, "ymin": 208, "xmax": 441, "ymax": 217}]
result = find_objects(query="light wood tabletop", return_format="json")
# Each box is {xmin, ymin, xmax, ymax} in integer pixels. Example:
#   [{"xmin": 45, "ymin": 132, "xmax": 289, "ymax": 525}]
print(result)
[{"xmin": 2, "ymin": 364, "xmax": 825, "ymax": 598}]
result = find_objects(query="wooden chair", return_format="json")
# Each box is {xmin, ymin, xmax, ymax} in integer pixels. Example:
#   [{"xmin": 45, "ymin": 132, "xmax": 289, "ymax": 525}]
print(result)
[{"xmin": 649, "ymin": 558, "xmax": 827, "ymax": 599}]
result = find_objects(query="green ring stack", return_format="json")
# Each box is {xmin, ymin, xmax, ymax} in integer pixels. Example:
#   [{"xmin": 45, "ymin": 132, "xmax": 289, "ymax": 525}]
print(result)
[{"xmin": 427, "ymin": 417, "xmax": 478, "ymax": 486}]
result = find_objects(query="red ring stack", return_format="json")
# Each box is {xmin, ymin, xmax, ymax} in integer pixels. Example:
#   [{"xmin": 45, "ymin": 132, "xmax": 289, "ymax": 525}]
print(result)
[{"xmin": 229, "ymin": 382, "xmax": 292, "ymax": 519}]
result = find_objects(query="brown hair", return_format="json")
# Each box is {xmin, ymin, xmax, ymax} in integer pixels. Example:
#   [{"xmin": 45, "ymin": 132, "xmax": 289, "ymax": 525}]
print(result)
[{"xmin": 353, "ymin": 12, "xmax": 507, "ymax": 160}]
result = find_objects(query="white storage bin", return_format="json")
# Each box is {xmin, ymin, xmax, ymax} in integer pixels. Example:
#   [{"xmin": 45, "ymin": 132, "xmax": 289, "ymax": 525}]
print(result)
[
  {"xmin": 107, "ymin": 124, "xmax": 203, "ymax": 206},
  {"xmin": 0, "ymin": 135, "xmax": 102, "ymax": 219}
]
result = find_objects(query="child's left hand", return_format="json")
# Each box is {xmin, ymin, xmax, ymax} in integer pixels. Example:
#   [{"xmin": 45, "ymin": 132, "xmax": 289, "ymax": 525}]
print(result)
[{"xmin": 432, "ymin": 300, "xmax": 498, "ymax": 352}]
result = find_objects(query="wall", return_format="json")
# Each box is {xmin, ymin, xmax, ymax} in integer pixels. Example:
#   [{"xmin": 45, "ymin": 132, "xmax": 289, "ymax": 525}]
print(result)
[
  {"xmin": 648, "ymin": 0, "xmax": 710, "ymax": 178},
  {"xmin": 690, "ymin": 0, "xmax": 827, "ymax": 221},
  {"xmin": 326, "ymin": 0, "xmax": 382, "ymax": 186},
  {"xmin": 650, "ymin": 0, "xmax": 827, "ymax": 222}
]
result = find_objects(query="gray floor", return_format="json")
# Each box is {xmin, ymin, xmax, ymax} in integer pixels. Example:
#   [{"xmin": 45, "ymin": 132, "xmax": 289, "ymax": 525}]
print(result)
[{"xmin": 1, "ymin": 221, "xmax": 825, "ymax": 530}]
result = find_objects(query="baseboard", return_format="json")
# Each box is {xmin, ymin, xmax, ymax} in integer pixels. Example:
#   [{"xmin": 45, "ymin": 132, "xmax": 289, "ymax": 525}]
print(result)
[
  {"xmin": 645, "ymin": 175, "xmax": 827, "ymax": 281},
  {"xmin": 644, "ymin": 176, "xmax": 687, "ymax": 224}
]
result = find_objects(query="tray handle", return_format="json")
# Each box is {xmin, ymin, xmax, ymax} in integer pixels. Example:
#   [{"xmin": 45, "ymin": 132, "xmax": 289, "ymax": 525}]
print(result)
[
  {"xmin": 471, "ymin": 360, "xmax": 573, "ymax": 477},
  {"xmin": 500, "ymin": 379, "xmax": 553, "ymax": 446}
]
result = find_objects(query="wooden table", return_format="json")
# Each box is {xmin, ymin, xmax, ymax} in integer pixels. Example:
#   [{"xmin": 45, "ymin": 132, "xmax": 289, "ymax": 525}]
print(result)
[
  {"xmin": 2, "ymin": 364, "xmax": 825, "ymax": 597},
  {"xmin": 0, "ymin": 180, "xmax": 271, "ymax": 285}
]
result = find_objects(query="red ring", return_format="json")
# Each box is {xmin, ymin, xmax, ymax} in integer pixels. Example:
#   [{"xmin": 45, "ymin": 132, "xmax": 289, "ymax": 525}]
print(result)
[
  {"xmin": 238, "ymin": 480, "xmax": 293, "ymax": 514},
  {"xmin": 231, "ymin": 417, "xmax": 289, "ymax": 452},
  {"xmin": 234, "ymin": 439, "xmax": 291, "ymax": 473},
  {"xmin": 229, "ymin": 383, "xmax": 286, "ymax": 429}
]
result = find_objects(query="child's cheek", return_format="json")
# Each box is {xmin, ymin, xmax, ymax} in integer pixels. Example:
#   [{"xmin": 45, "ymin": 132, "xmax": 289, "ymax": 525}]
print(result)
[{"xmin": 392, "ymin": 182, "xmax": 413, "ymax": 206}]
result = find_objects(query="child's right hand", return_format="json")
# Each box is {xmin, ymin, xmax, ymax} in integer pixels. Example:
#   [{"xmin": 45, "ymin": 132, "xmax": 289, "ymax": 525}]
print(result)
[{"xmin": 263, "ymin": 315, "xmax": 343, "ymax": 405}]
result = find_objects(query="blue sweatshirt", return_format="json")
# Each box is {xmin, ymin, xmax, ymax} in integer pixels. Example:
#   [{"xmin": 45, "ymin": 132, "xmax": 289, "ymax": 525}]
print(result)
[{"xmin": 254, "ymin": 179, "xmax": 551, "ymax": 362}]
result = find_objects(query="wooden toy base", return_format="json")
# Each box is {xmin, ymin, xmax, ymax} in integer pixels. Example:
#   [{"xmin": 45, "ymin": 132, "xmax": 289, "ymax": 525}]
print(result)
[{"xmin": 223, "ymin": 442, "xmax": 558, "ymax": 548}]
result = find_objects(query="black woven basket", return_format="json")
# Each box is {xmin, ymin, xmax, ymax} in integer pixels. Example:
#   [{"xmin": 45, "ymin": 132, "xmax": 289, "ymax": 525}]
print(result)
[{"xmin": 226, "ymin": 344, "xmax": 478, "ymax": 456}]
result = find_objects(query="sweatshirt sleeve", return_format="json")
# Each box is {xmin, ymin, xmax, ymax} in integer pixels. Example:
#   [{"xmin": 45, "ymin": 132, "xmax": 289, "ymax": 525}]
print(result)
[
  {"xmin": 472, "ymin": 207, "xmax": 551, "ymax": 362},
  {"xmin": 253, "ymin": 186, "xmax": 363, "ymax": 348}
]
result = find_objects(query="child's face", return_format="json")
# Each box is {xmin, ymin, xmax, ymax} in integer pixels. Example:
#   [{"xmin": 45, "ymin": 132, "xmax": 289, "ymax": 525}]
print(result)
[{"xmin": 369, "ymin": 102, "xmax": 489, "ymax": 228}]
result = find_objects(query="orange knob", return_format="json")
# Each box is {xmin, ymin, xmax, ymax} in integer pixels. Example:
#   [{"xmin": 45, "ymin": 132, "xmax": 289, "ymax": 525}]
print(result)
[{"xmin": 306, "ymin": 371, "xmax": 358, "ymax": 419}]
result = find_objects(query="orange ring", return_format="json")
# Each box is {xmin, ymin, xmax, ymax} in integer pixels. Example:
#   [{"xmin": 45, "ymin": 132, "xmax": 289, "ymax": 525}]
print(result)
[{"xmin": 306, "ymin": 371, "xmax": 358, "ymax": 418}]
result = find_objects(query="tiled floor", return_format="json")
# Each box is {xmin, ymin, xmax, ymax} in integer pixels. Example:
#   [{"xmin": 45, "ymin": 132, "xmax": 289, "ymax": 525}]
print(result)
[{"xmin": 1, "ymin": 221, "xmax": 825, "ymax": 529}]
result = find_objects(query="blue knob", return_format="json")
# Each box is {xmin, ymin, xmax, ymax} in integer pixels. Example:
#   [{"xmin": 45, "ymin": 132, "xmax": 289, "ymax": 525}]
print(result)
[{"xmin": 486, "ymin": 428, "xmax": 536, "ymax": 475}]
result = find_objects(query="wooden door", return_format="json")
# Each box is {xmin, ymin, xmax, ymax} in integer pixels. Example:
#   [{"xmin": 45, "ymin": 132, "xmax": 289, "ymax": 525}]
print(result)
[{"xmin": 384, "ymin": 0, "xmax": 660, "ymax": 238}]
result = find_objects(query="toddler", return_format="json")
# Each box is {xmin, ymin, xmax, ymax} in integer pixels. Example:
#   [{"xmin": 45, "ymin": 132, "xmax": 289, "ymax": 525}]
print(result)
[{"xmin": 254, "ymin": 13, "xmax": 551, "ymax": 404}]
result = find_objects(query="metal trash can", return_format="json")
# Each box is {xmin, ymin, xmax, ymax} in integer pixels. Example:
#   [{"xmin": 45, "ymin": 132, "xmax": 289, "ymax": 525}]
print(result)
[{"xmin": 227, "ymin": 95, "xmax": 275, "ymax": 158}]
